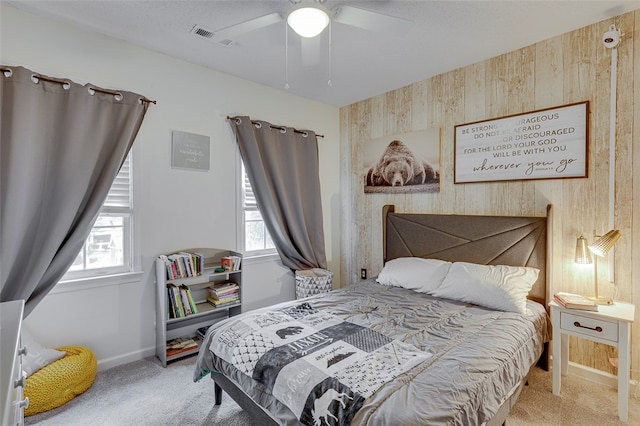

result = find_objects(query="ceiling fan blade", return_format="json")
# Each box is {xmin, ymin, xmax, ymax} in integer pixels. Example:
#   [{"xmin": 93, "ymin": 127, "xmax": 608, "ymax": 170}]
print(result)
[
  {"xmin": 301, "ymin": 36, "xmax": 322, "ymax": 67},
  {"xmin": 333, "ymin": 6, "xmax": 411, "ymax": 34},
  {"xmin": 213, "ymin": 12, "xmax": 283, "ymax": 42}
]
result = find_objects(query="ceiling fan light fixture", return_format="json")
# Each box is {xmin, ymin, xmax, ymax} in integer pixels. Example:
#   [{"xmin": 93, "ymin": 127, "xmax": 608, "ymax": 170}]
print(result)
[{"xmin": 287, "ymin": 6, "xmax": 330, "ymax": 38}]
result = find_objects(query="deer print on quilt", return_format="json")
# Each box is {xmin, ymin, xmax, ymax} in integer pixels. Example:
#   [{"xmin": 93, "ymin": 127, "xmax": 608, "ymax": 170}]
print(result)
[{"xmin": 208, "ymin": 302, "xmax": 432, "ymax": 426}]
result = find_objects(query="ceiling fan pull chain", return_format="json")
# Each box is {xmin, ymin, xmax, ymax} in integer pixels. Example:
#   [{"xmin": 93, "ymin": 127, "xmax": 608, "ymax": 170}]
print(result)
[
  {"xmin": 327, "ymin": 20, "xmax": 332, "ymax": 87},
  {"xmin": 284, "ymin": 23, "xmax": 290, "ymax": 90}
]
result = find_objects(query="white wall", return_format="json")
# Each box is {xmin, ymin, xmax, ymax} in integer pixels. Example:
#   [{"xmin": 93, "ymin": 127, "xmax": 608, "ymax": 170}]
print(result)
[{"xmin": 1, "ymin": 4, "xmax": 340, "ymax": 370}]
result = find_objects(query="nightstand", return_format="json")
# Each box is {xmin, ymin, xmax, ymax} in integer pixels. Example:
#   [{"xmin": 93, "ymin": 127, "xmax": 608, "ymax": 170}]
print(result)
[{"xmin": 549, "ymin": 300, "xmax": 635, "ymax": 422}]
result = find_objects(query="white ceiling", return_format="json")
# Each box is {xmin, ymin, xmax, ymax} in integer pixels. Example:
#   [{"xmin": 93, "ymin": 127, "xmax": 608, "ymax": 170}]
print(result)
[{"xmin": 6, "ymin": 0, "xmax": 640, "ymax": 107}]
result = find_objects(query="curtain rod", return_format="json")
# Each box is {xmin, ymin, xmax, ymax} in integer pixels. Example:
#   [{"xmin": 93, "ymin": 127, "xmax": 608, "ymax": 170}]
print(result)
[
  {"xmin": 1, "ymin": 67, "xmax": 156, "ymax": 105},
  {"xmin": 227, "ymin": 116, "xmax": 324, "ymax": 138}
]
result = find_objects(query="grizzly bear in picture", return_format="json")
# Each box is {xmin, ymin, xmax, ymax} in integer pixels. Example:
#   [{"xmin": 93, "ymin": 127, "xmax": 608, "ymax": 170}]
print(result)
[{"xmin": 366, "ymin": 140, "xmax": 437, "ymax": 186}]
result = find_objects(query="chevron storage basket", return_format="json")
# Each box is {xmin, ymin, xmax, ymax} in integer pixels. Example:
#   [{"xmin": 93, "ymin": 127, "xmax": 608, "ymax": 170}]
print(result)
[{"xmin": 295, "ymin": 268, "xmax": 333, "ymax": 299}]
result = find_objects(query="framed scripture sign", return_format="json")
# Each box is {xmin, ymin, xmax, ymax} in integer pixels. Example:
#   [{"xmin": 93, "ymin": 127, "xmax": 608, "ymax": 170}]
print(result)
[
  {"xmin": 454, "ymin": 101, "xmax": 588, "ymax": 183},
  {"xmin": 171, "ymin": 130, "xmax": 210, "ymax": 171}
]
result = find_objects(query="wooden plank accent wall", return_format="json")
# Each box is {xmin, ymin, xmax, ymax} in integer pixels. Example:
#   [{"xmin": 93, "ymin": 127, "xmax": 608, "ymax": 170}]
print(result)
[{"xmin": 340, "ymin": 10, "xmax": 639, "ymax": 376}]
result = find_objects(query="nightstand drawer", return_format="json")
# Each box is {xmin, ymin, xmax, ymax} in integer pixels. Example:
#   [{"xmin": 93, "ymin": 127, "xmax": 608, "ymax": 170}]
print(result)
[{"xmin": 560, "ymin": 311, "xmax": 618, "ymax": 343}]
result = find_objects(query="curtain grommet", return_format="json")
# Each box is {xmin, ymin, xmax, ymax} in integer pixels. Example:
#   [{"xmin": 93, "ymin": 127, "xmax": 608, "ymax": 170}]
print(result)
[
  {"xmin": 88, "ymin": 87, "xmax": 123, "ymax": 101},
  {"xmin": 31, "ymin": 74, "xmax": 40, "ymax": 84},
  {"xmin": 2, "ymin": 68, "xmax": 13, "ymax": 78},
  {"xmin": 254, "ymin": 122, "xmax": 262, "ymax": 129},
  {"xmin": 62, "ymin": 82, "xmax": 71, "ymax": 90},
  {"xmin": 280, "ymin": 127, "xmax": 286, "ymax": 134}
]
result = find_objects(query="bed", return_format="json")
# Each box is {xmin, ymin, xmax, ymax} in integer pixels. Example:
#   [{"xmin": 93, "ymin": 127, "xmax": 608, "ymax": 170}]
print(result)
[{"xmin": 194, "ymin": 204, "xmax": 552, "ymax": 425}]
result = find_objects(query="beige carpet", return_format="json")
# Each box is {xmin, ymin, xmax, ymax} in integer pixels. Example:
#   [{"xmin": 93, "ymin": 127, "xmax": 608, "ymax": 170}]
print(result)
[
  {"xmin": 509, "ymin": 366, "xmax": 640, "ymax": 425},
  {"xmin": 25, "ymin": 355, "xmax": 640, "ymax": 425}
]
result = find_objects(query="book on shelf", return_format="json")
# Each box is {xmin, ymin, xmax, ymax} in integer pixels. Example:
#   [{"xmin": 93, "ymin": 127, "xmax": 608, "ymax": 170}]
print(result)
[
  {"xmin": 171, "ymin": 285, "xmax": 185, "ymax": 317},
  {"xmin": 207, "ymin": 295, "xmax": 240, "ymax": 307},
  {"xmin": 220, "ymin": 255, "xmax": 241, "ymax": 272},
  {"xmin": 168, "ymin": 254, "xmax": 187, "ymax": 278},
  {"xmin": 553, "ymin": 292, "xmax": 598, "ymax": 311},
  {"xmin": 196, "ymin": 326, "xmax": 208, "ymax": 340},
  {"xmin": 167, "ymin": 287, "xmax": 177, "ymax": 319},
  {"xmin": 166, "ymin": 336, "xmax": 198, "ymax": 357},
  {"xmin": 159, "ymin": 252, "xmax": 205, "ymax": 280},
  {"xmin": 212, "ymin": 281, "xmax": 238, "ymax": 290},
  {"xmin": 192, "ymin": 252, "xmax": 204, "ymax": 275},
  {"xmin": 182, "ymin": 284, "xmax": 198, "ymax": 314},
  {"xmin": 208, "ymin": 283, "xmax": 239, "ymax": 300},
  {"xmin": 209, "ymin": 293, "xmax": 239, "ymax": 303},
  {"xmin": 210, "ymin": 290, "xmax": 238, "ymax": 300},
  {"xmin": 179, "ymin": 287, "xmax": 192, "ymax": 315},
  {"xmin": 167, "ymin": 285, "xmax": 182, "ymax": 318},
  {"xmin": 167, "ymin": 336, "xmax": 197, "ymax": 349},
  {"xmin": 167, "ymin": 284, "xmax": 199, "ymax": 318}
]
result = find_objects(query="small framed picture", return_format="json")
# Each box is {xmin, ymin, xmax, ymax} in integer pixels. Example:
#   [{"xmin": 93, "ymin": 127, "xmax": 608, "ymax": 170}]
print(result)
[{"xmin": 171, "ymin": 130, "xmax": 210, "ymax": 171}]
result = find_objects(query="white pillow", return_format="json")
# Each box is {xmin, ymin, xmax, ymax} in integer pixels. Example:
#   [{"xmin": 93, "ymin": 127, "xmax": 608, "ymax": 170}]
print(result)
[
  {"xmin": 376, "ymin": 257, "xmax": 451, "ymax": 293},
  {"xmin": 21, "ymin": 329, "xmax": 66, "ymax": 377},
  {"xmin": 430, "ymin": 261, "xmax": 539, "ymax": 314}
]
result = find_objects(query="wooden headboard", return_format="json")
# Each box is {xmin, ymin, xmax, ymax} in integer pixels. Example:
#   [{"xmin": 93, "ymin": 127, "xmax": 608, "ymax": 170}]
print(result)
[{"xmin": 383, "ymin": 204, "xmax": 553, "ymax": 306}]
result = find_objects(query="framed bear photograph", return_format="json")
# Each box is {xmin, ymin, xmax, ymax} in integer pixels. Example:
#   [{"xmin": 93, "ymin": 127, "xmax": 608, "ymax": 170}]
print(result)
[{"xmin": 363, "ymin": 128, "xmax": 440, "ymax": 194}]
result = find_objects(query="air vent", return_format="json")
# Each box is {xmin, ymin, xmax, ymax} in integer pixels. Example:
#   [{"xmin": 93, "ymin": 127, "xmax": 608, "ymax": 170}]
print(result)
[
  {"xmin": 191, "ymin": 25, "xmax": 214, "ymax": 39},
  {"xmin": 190, "ymin": 25, "xmax": 236, "ymax": 47}
]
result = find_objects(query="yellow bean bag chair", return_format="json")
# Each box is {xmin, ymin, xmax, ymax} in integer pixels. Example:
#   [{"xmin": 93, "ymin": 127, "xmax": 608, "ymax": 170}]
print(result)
[{"xmin": 24, "ymin": 346, "xmax": 97, "ymax": 416}]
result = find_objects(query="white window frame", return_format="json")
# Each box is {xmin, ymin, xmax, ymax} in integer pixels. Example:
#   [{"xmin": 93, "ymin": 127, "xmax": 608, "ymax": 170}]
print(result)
[
  {"xmin": 237, "ymin": 157, "xmax": 277, "ymax": 258},
  {"xmin": 56, "ymin": 149, "xmax": 142, "ymax": 292}
]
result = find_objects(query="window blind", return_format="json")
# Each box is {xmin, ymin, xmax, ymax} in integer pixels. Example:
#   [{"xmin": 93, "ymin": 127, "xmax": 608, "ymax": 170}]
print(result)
[
  {"xmin": 104, "ymin": 155, "xmax": 131, "ymax": 208},
  {"xmin": 242, "ymin": 165, "xmax": 256, "ymax": 210}
]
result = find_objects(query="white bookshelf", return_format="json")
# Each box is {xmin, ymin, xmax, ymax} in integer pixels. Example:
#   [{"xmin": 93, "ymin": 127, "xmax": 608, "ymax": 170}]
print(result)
[{"xmin": 155, "ymin": 248, "xmax": 241, "ymax": 367}]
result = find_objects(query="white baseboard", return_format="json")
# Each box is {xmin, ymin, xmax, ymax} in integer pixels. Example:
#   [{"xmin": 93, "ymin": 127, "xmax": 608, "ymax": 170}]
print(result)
[
  {"xmin": 96, "ymin": 346, "xmax": 156, "ymax": 372},
  {"xmin": 567, "ymin": 361, "xmax": 622, "ymax": 388},
  {"xmin": 549, "ymin": 358, "xmax": 639, "ymax": 399}
]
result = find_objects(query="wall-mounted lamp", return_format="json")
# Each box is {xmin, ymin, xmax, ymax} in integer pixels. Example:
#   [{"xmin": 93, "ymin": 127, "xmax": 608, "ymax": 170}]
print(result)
[{"xmin": 574, "ymin": 230, "xmax": 621, "ymax": 305}]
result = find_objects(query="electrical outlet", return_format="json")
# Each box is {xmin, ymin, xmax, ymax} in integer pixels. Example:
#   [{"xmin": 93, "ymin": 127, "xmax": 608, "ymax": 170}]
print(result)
[{"xmin": 360, "ymin": 268, "xmax": 367, "ymax": 279}]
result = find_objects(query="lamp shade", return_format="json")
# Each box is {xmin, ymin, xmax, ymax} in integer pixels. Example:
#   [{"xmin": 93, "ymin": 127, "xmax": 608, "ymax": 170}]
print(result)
[
  {"xmin": 588, "ymin": 229, "xmax": 621, "ymax": 257},
  {"xmin": 287, "ymin": 6, "xmax": 330, "ymax": 38},
  {"xmin": 574, "ymin": 236, "xmax": 593, "ymax": 264}
]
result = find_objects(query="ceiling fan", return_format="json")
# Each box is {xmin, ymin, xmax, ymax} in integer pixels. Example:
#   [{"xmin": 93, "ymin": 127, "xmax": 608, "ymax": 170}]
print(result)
[
  {"xmin": 190, "ymin": 0, "xmax": 411, "ymax": 87},
  {"xmin": 201, "ymin": 0, "xmax": 412, "ymax": 47}
]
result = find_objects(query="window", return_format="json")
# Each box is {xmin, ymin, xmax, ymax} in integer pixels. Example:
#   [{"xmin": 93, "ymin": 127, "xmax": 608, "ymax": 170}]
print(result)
[
  {"xmin": 62, "ymin": 155, "xmax": 133, "ymax": 280},
  {"xmin": 241, "ymin": 163, "xmax": 275, "ymax": 256}
]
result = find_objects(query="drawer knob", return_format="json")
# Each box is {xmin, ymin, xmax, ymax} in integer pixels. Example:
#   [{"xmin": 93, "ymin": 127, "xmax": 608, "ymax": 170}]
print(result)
[
  {"xmin": 18, "ymin": 397, "xmax": 29, "ymax": 409},
  {"xmin": 574, "ymin": 321, "xmax": 603, "ymax": 332},
  {"xmin": 14, "ymin": 371, "xmax": 26, "ymax": 388}
]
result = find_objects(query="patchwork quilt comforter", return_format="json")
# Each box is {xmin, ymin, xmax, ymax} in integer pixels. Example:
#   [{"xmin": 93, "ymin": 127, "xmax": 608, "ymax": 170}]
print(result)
[{"xmin": 194, "ymin": 280, "xmax": 549, "ymax": 425}]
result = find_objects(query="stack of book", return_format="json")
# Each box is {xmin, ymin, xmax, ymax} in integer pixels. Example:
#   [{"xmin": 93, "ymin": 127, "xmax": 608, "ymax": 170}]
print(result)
[
  {"xmin": 220, "ymin": 255, "xmax": 241, "ymax": 272},
  {"xmin": 207, "ymin": 282, "xmax": 240, "ymax": 307},
  {"xmin": 196, "ymin": 326, "xmax": 209, "ymax": 340},
  {"xmin": 159, "ymin": 252, "xmax": 205, "ymax": 280},
  {"xmin": 553, "ymin": 292, "xmax": 598, "ymax": 311},
  {"xmin": 167, "ymin": 284, "xmax": 199, "ymax": 319},
  {"xmin": 166, "ymin": 336, "xmax": 198, "ymax": 357}
]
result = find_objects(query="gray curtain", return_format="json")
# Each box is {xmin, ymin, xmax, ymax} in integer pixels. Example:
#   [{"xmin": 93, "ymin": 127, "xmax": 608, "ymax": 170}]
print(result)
[
  {"xmin": 229, "ymin": 116, "xmax": 327, "ymax": 271},
  {"xmin": 1, "ymin": 65, "xmax": 149, "ymax": 316}
]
